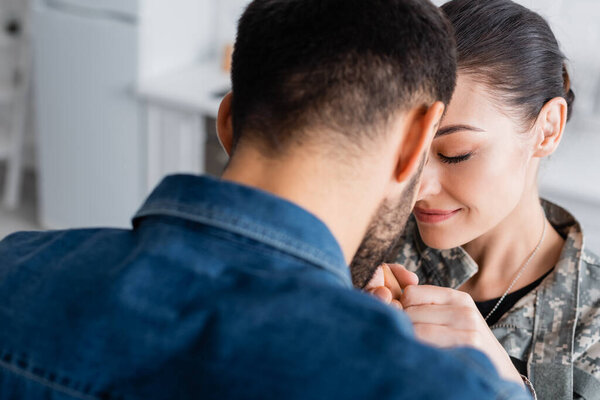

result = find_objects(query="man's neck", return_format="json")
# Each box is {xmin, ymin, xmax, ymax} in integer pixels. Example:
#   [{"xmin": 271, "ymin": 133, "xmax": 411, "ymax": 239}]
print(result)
[{"xmin": 221, "ymin": 147, "xmax": 384, "ymax": 265}]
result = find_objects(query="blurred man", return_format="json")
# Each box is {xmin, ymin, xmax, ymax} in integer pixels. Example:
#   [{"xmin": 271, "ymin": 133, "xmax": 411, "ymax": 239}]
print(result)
[{"xmin": 0, "ymin": 0, "xmax": 530, "ymax": 398}]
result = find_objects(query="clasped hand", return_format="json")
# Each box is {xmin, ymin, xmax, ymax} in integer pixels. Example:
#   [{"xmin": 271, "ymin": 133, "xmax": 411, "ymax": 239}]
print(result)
[{"xmin": 365, "ymin": 264, "xmax": 524, "ymax": 385}]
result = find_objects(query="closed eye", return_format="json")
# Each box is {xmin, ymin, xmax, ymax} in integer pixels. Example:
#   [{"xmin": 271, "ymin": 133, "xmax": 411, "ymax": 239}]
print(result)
[{"xmin": 438, "ymin": 152, "xmax": 473, "ymax": 164}]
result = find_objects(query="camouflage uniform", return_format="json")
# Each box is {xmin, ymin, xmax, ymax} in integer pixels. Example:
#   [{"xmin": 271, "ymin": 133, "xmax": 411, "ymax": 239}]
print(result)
[{"xmin": 394, "ymin": 200, "xmax": 600, "ymax": 400}]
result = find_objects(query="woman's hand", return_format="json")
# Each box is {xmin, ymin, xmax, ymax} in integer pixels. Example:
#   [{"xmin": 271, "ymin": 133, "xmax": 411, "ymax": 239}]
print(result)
[
  {"xmin": 366, "ymin": 264, "xmax": 524, "ymax": 386},
  {"xmin": 401, "ymin": 284, "xmax": 524, "ymax": 385}
]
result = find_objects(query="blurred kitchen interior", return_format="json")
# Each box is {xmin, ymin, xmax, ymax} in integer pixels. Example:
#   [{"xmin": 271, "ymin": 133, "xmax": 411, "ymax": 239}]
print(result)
[{"xmin": 0, "ymin": 0, "xmax": 599, "ymax": 252}]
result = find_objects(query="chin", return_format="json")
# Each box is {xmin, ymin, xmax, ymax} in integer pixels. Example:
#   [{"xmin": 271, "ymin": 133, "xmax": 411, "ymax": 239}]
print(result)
[{"xmin": 416, "ymin": 224, "xmax": 466, "ymax": 250}]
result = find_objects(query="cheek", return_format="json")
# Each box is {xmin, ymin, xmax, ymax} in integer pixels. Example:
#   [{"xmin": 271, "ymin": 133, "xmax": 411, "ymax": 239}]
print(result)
[
  {"xmin": 419, "ymin": 148, "xmax": 528, "ymax": 249},
  {"xmin": 448, "ymin": 150, "xmax": 526, "ymax": 213}
]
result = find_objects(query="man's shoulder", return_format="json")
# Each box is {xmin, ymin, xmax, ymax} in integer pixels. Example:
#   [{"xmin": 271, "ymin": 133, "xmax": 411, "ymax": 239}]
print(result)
[
  {"xmin": 0, "ymin": 229, "xmax": 528, "ymax": 399},
  {"xmin": 0, "ymin": 227, "xmax": 138, "ymax": 323},
  {"xmin": 0, "ymin": 227, "xmax": 131, "ymax": 250},
  {"xmin": 195, "ymin": 281, "xmax": 528, "ymax": 400},
  {"xmin": 0, "ymin": 227, "xmax": 134, "ymax": 267}
]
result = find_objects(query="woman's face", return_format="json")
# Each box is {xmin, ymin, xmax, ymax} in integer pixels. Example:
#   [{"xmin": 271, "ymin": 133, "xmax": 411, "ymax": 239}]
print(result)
[{"xmin": 415, "ymin": 74, "xmax": 538, "ymax": 249}]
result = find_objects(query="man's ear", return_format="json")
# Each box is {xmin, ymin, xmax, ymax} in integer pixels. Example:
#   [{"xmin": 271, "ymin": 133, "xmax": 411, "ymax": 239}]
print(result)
[
  {"xmin": 395, "ymin": 101, "xmax": 445, "ymax": 182},
  {"xmin": 532, "ymin": 97, "xmax": 567, "ymax": 158},
  {"xmin": 217, "ymin": 92, "xmax": 235, "ymax": 156}
]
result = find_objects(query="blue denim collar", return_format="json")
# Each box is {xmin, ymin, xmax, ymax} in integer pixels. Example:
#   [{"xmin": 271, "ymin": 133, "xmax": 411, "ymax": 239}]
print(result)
[{"xmin": 133, "ymin": 174, "xmax": 352, "ymax": 288}]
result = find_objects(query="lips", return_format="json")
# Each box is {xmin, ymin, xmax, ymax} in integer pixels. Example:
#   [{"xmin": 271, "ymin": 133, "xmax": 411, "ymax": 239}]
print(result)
[{"xmin": 413, "ymin": 207, "xmax": 461, "ymax": 224}]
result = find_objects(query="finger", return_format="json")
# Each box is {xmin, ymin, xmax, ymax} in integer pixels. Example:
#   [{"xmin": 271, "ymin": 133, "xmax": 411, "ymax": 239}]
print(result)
[
  {"xmin": 391, "ymin": 299, "xmax": 403, "ymax": 311},
  {"xmin": 387, "ymin": 263, "xmax": 419, "ymax": 287},
  {"xmin": 382, "ymin": 264, "xmax": 403, "ymax": 299},
  {"xmin": 404, "ymin": 304, "xmax": 482, "ymax": 329},
  {"xmin": 413, "ymin": 323, "xmax": 481, "ymax": 349},
  {"xmin": 369, "ymin": 286, "xmax": 392, "ymax": 304},
  {"xmin": 400, "ymin": 285, "xmax": 474, "ymax": 309},
  {"xmin": 365, "ymin": 266, "xmax": 385, "ymax": 290}
]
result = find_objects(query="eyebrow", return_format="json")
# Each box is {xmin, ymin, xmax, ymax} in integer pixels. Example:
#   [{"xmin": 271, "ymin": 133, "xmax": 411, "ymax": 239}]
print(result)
[{"xmin": 435, "ymin": 124, "xmax": 486, "ymax": 138}]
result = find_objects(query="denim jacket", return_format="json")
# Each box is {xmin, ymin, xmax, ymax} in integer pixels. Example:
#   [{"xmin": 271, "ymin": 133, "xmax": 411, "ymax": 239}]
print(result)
[
  {"xmin": 0, "ymin": 175, "xmax": 530, "ymax": 399},
  {"xmin": 395, "ymin": 200, "xmax": 600, "ymax": 400}
]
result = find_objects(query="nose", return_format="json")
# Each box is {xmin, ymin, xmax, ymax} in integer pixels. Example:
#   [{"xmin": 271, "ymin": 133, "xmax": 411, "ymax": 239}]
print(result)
[{"xmin": 417, "ymin": 155, "xmax": 442, "ymax": 201}]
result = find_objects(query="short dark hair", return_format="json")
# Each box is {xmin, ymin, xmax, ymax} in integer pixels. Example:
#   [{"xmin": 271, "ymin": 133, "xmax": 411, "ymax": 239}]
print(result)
[
  {"xmin": 230, "ymin": 0, "xmax": 457, "ymax": 153},
  {"xmin": 441, "ymin": 0, "xmax": 575, "ymax": 127}
]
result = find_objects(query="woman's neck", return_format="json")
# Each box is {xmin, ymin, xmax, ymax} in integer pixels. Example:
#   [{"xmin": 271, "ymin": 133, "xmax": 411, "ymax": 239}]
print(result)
[{"xmin": 459, "ymin": 189, "xmax": 565, "ymax": 301}]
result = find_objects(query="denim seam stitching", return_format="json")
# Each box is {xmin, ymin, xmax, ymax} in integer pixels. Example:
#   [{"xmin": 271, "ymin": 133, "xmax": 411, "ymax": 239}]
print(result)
[
  {"xmin": 137, "ymin": 203, "xmax": 336, "ymax": 265},
  {"xmin": 137, "ymin": 201, "xmax": 335, "ymax": 261},
  {"xmin": 0, "ymin": 359, "xmax": 100, "ymax": 400},
  {"xmin": 194, "ymin": 223, "xmax": 322, "ymax": 270},
  {"xmin": 135, "ymin": 204, "xmax": 351, "ymax": 287}
]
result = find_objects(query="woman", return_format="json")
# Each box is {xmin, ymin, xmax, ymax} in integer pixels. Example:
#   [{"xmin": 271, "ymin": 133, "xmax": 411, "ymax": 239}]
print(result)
[{"xmin": 368, "ymin": 1, "xmax": 600, "ymax": 399}]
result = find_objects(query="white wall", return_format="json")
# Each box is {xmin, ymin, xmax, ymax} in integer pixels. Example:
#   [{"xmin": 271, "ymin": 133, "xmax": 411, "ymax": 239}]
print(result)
[
  {"xmin": 137, "ymin": 0, "xmax": 250, "ymax": 80},
  {"xmin": 138, "ymin": 0, "xmax": 216, "ymax": 81},
  {"xmin": 215, "ymin": 0, "xmax": 250, "ymax": 47}
]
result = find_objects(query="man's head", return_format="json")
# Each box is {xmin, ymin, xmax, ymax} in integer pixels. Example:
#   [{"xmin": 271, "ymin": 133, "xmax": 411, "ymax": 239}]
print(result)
[{"xmin": 217, "ymin": 0, "xmax": 457, "ymax": 286}]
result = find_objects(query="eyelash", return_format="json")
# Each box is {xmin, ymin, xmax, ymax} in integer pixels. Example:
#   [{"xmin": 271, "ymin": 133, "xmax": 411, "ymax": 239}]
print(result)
[{"xmin": 438, "ymin": 152, "xmax": 473, "ymax": 164}]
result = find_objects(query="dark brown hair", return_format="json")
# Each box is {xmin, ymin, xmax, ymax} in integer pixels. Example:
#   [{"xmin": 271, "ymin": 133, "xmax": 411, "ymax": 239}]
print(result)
[
  {"xmin": 442, "ymin": 0, "xmax": 575, "ymax": 126},
  {"xmin": 231, "ymin": 0, "xmax": 457, "ymax": 153}
]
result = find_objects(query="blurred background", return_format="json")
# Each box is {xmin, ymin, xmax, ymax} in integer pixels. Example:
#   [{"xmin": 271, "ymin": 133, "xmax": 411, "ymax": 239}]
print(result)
[{"xmin": 0, "ymin": 0, "xmax": 598, "ymax": 252}]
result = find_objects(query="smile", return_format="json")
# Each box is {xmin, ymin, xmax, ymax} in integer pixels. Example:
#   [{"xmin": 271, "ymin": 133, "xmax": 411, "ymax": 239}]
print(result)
[{"xmin": 413, "ymin": 207, "xmax": 462, "ymax": 224}]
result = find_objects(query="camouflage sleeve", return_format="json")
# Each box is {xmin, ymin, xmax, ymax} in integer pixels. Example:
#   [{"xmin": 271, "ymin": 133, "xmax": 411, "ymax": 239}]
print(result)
[{"xmin": 572, "ymin": 252, "xmax": 600, "ymax": 399}]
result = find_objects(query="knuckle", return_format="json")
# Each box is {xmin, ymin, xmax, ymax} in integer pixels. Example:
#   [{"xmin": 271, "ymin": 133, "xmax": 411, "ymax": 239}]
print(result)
[
  {"xmin": 374, "ymin": 287, "xmax": 392, "ymax": 303},
  {"xmin": 465, "ymin": 331, "xmax": 481, "ymax": 347},
  {"xmin": 458, "ymin": 291, "xmax": 474, "ymax": 305},
  {"xmin": 401, "ymin": 285, "xmax": 417, "ymax": 305},
  {"xmin": 460, "ymin": 308, "xmax": 480, "ymax": 327}
]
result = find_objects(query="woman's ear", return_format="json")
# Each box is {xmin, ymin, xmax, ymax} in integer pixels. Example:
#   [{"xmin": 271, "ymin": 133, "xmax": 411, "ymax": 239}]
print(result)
[
  {"xmin": 217, "ymin": 92, "xmax": 235, "ymax": 156},
  {"xmin": 395, "ymin": 101, "xmax": 444, "ymax": 183},
  {"xmin": 533, "ymin": 97, "xmax": 567, "ymax": 158}
]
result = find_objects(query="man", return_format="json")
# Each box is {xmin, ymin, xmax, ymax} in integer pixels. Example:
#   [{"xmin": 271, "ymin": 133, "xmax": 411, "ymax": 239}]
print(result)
[{"xmin": 0, "ymin": 0, "xmax": 530, "ymax": 398}]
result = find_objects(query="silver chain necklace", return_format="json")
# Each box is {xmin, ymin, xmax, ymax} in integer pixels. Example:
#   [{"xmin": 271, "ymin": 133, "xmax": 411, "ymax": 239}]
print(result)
[{"xmin": 483, "ymin": 210, "xmax": 547, "ymax": 322}]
